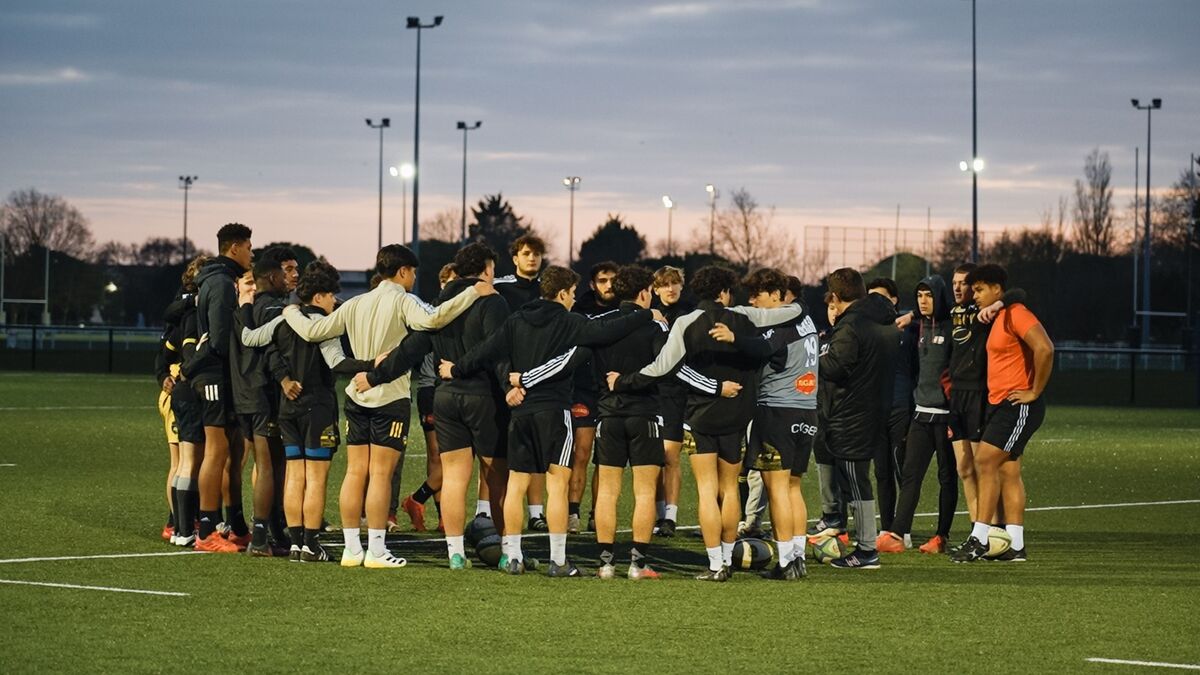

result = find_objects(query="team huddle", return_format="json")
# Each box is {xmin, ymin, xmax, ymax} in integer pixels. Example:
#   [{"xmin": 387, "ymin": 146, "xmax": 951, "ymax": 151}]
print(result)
[{"xmin": 154, "ymin": 222, "xmax": 1054, "ymax": 580}]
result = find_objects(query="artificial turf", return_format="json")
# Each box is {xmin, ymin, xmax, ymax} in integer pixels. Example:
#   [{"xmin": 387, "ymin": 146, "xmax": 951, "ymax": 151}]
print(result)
[{"xmin": 0, "ymin": 372, "xmax": 1197, "ymax": 673}]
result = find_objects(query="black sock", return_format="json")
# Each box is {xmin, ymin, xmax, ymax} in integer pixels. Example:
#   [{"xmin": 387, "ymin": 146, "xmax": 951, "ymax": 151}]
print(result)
[
  {"xmin": 304, "ymin": 528, "xmax": 320, "ymax": 550},
  {"xmin": 569, "ymin": 502, "xmax": 581, "ymax": 517},
  {"xmin": 168, "ymin": 489, "xmax": 177, "ymax": 528},
  {"xmin": 177, "ymin": 490, "xmax": 198, "ymax": 537},
  {"xmin": 288, "ymin": 526, "xmax": 303, "ymax": 549},
  {"xmin": 227, "ymin": 505, "xmax": 249, "ymax": 536},
  {"xmin": 631, "ymin": 542, "xmax": 649, "ymax": 568},
  {"xmin": 251, "ymin": 518, "xmax": 269, "ymax": 546},
  {"xmin": 199, "ymin": 510, "xmax": 219, "ymax": 539},
  {"xmin": 599, "ymin": 543, "xmax": 614, "ymax": 566},
  {"xmin": 433, "ymin": 500, "xmax": 441, "ymax": 516},
  {"xmin": 412, "ymin": 481, "xmax": 435, "ymax": 504}
]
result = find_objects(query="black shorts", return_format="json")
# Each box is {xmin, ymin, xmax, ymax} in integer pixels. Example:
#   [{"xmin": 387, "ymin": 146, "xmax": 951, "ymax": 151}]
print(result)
[
  {"xmin": 745, "ymin": 407, "xmax": 818, "ymax": 476},
  {"xmin": 657, "ymin": 393, "xmax": 686, "ymax": 443},
  {"xmin": 980, "ymin": 398, "xmax": 1046, "ymax": 459},
  {"xmin": 683, "ymin": 426, "xmax": 745, "ymax": 464},
  {"xmin": 170, "ymin": 385, "xmax": 205, "ymax": 444},
  {"xmin": 433, "ymin": 389, "xmax": 505, "ymax": 458},
  {"xmin": 192, "ymin": 376, "xmax": 233, "ymax": 428},
  {"xmin": 507, "ymin": 409, "xmax": 573, "ymax": 474},
  {"xmin": 595, "ymin": 416, "xmax": 666, "ymax": 468},
  {"xmin": 571, "ymin": 392, "xmax": 598, "ymax": 429},
  {"xmin": 237, "ymin": 390, "xmax": 279, "ymax": 439},
  {"xmin": 416, "ymin": 386, "xmax": 436, "ymax": 433},
  {"xmin": 949, "ymin": 388, "xmax": 987, "ymax": 443},
  {"xmin": 344, "ymin": 398, "xmax": 410, "ymax": 452},
  {"xmin": 279, "ymin": 402, "xmax": 340, "ymax": 461}
]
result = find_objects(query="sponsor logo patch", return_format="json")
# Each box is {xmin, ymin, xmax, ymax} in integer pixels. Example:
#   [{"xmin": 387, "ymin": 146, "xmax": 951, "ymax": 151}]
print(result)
[{"xmin": 794, "ymin": 372, "xmax": 817, "ymax": 395}]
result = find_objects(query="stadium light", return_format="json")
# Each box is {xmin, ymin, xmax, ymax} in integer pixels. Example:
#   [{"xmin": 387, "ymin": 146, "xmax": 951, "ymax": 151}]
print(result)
[
  {"xmin": 662, "ymin": 195, "xmax": 675, "ymax": 257},
  {"xmin": 178, "ymin": 176, "xmax": 197, "ymax": 263},
  {"xmin": 389, "ymin": 163, "xmax": 415, "ymax": 244},
  {"xmin": 564, "ymin": 176, "xmax": 581, "ymax": 267},
  {"xmin": 705, "ymin": 184, "xmax": 718, "ymax": 256},
  {"xmin": 406, "ymin": 15, "xmax": 444, "ymax": 270},
  {"xmin": 1132, "ymin": 96, "xmax": 1162, "ymax": 345},
  {"xmin": 366, "ymin": 118, "xmax": 390, "ymax": 252},
  {"xmin": 457, "ymin": 120, "xmax": 482, "ymax": 242}
]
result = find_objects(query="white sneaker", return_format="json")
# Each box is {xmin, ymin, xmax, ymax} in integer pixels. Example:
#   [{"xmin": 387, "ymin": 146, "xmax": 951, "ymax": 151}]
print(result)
[
  {"xmin": 627, "ymin": 563, "xmax": 661, "ymax": 580},
  {"xmin": 173, "ymin": 533, "xmax": 195, "ymax": 547},
  {"xmin": 596, "ymin": 563, "xmax": 616, "ymax": 579},
  {"xmin": 340, "ymin": 548, "xmax": 365, "ymax": 568},
  {"xmin": 363, "ymin": 549, "xmax": 407, "ymax": 569}
]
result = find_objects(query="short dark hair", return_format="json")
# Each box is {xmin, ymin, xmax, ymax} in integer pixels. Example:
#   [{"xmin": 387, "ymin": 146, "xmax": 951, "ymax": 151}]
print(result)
[
  {"xmin": 612, "ymin": 265, "xmax": 654, "ymax": 302},
  {"xmin": 539, "ymin": 265, "xmax": 580, "ymax": 300},
  {"xmin": 296, "ymin": 260, "xmax": 341, "ymax": 303},
  {"xmin": 965, "ymin": 263, "xmax": 1007, "ymax": 290},
  {"xmin": 509, "ymin": 234, "xmax": 546, "ymax": 257},
  {"xmin": 262, "ymin": 246, "xmax": 297, "ymax": 264},
  {"xmin": 217, "ymin": 223, "xmax": 252, "ymax": 254},
  {"xmin": 376, "ymin": 244, "xmax": 419, "ymax": 278},
  {"xmin": 453, "ymin": 243, "xmax": 497, "ymax": 278},
  {"xmin": 691, "ymin": 265, "xmax": 739, "ymax": 302},
  {"xmin": 827, "ymin": 268, "xmax": 866, "ymax": 302},
  {"xmin": 786, "ymin": 275, "xmax": 803, "ymax": 300},
  {"xmin": 252, "ymin": 255, "xmax": 283, "ymax": 280},
  {"xmin": 866, "ymin": 277, "xmax": 899, "ymax": 300},
  {"xmin": 742, "ymin": 267, "xmax": 789, "ymax": 298},
  {"xmin": 590, "ymin": 261, "xmax": 619, "ymax": 282},
  {"xmin": 954, "ymin": 262, "xmax": 978, "ymax": 277}
]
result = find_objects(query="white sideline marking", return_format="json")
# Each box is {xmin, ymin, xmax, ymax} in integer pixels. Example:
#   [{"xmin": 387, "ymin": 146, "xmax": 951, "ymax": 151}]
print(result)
[
  {"xmin": 1086, "ymin": 657, "xmax": 1200, "ymax": 670},
  {"xmin": 0, "ymin": 463, "xmax": 15, "ymax": 468},
  {"xmin": 0, "ymin": 579, "xmax": 188, "ymax": 597},
  {"xmin": 0, "ymin": 405, "xmax": 154, "ymax": 411},
  {"xmin": 0, "ymin": 551, "xmax": 205, "ymax": 564}
]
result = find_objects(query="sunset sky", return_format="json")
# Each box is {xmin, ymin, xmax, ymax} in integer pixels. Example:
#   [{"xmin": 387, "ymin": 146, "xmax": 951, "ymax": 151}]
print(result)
[{"xmin": 1, "ymin": 0, "xmax": 1196, "ymax": 271}]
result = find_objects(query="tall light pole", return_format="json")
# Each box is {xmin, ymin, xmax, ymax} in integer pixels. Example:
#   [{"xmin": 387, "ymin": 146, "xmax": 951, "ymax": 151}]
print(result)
[
  {"xmin": 178, "ymin": 175, "xmax": 197, "ymax": 264},
  {"xmin": 366, "ymin": 118, "xmax": 390, "ymax": 252},
  {"xmin": 705, "ymin": 184, "xmax": 718, "ymax": 256},
  {"xmin": 406, "ymin": 15, "xmax": 443, "ymax": 264},
  {"xmin": 563, "ymin": 177, "xmax": 581, "ymax": 268},
  {"xmin": 390, "ymin": 164, "xmax": 415, "ymax": 245},
  {"xmin": 969, "ymin": 0, "xmax": 979, "ymax": 262},
  {"xmin": 662, "ymin": 195, "xmax": 675, "ymax": 258},
  {"xmin": 1132, "ymin": 97, "xmax": 1161, "ymax": 346},
  {"xmin": 457, "ymin": 120, "xmax": 482, "ymax": 242},
  {"xmin": 959, "ymin": 157, "xmax": 984, "ymax": 258}
]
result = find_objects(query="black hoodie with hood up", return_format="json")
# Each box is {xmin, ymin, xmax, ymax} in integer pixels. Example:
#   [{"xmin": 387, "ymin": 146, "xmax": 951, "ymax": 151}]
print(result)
[
  {"xmin": 182, "ymin": 255, "xmax": 244, "ymax": 380},
  {"xmin": 913, "ymin": 275, "xmax": 954, "ymax": 412}
]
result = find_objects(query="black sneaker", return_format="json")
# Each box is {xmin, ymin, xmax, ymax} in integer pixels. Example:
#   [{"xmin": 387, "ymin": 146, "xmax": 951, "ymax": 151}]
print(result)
[
  {"xmin": 786, "ymin": 557, "xmax": 808, "ymax": 580},
  {"xmin": 528, "ymin": 515, "xmax": 549, "ymax": 532},
  {"xmin": 300, "ymin": 544, "xmax": 334, "ymax": 563},
  {"xmin": 547, "ymin": 559, "xmax": 584, "ymax": 577},
  {"xmin": 986, "ymin": 547, "xmax": 1027, "ymax": 562},
  {"xmin": 695, "ymin": 566, "xmax": 730, "ymax": 582},
  {"xmin": 288, "ymin": 545, "xmax": 302, "ymax": 562},
  {"xmin": 656, "ymin": 519, "xmax": 677, "ymax": 538},
  {"xmin": 807, "ymin": 516, "xmax": 846, "ymax": 538},
  {"xmin": 246, "ymin": 541, "xmax": 273, "ymax": 557},
  {"xmin": 831, "ymin": 549, "xmax": 881, "ymax": 570},
  {"xmin": 950, "ymin": 536, "xmax": 988, "ymax": 563},
  {"xmin": 760, "ymin": 563, "xmax": 788, "ymax": 580},
  {"xmin": 504, "ymin": 557, "xmax": 526, "ymax": 575}
]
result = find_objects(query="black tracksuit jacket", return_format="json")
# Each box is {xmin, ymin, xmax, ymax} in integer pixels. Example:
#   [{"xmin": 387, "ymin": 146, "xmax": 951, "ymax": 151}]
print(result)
[
  {"xmin": 270, "ymin": 305, "xmax": 371, "ymax": 419},
  {"xmin": 182, "ymin": 256, "xmax": 244, "ymax": 380},
  {"xmin": 591, "ymin": 302, "xmax": 669, "ymax": 419}
]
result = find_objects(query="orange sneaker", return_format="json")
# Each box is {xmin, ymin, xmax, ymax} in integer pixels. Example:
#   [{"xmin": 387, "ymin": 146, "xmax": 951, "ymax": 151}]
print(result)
[
  {"xmin": 161, "ymin": 525, "xmax": 174, "ymax": 542},
  {"xmin": 227, "ymin": 532, "xmax": 252, "ymax": 551},
  {"xmin": 401, "ymin": 495, "xmax": 427, "ymax": 532},
  {"xmin": 876, "ymin": 532, "xmax": 906, "ymax": 554},
  {"xmin": 195, "ymin": 532, "xmax": 240, "ymax": 553},
  {"xmin": 919, "ymin": 535, "xmax": 947, "ymax": 554}
]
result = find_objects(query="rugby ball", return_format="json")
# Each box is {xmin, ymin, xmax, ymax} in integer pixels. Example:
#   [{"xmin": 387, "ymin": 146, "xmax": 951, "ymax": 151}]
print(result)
[
  {"xmin": 811, "ymin": 535, "xmax": 845, "ymax": 564},
  {"xmin": 465, "ymin": 515, "xmax": 497, "ymax": 548},
  {"xmin": 474, "ymin": 533, "xmax": 503, "ymax": 568},
  {"xmin": 731, "ymin": 538, "xmax": 774, "ymax": 570},
  {"xmin": 987, "ymin": 526, "xmax": 1012, "ymax": 557}
]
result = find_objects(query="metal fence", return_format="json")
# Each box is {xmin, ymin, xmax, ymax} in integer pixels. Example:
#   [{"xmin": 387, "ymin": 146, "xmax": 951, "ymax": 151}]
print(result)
[{"xmin": 1, "ymin": 326, "xmax": 1198, "ymax": 407}]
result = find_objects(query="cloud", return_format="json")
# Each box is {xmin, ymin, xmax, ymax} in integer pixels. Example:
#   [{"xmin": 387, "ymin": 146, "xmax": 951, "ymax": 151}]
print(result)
[
  {"xmin": 2, "ymin": 11, "xmax": 100, "ymax": 30},
  {"xmin": 0, "ymin": 67, "xmax": 92, "ymax": 86}
]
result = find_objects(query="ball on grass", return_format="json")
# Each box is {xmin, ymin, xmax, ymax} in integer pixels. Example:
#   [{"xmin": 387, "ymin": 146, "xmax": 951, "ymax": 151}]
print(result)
[
  {"xmin": 811, "ymin": 535, "xmax": 845, "ymax": 564},
  {"xmin": 987, "ymin": 526, "xmax": 1012, "ymax": 557},
  {"xmin": 731, "ymin": 538, "xmax": 774, "ymax": 570}
]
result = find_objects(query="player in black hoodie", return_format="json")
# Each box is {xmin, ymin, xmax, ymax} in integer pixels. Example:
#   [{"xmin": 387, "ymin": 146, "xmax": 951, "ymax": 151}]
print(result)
[
  {"xmin": 182, "ymin": 223, "xmax": 253, "ymax": 554},
  {"xmin": 649, "ymin": 265, "xmax": 694, "ymax": 537},
  {"xmin": 443, "ymin": 266, "xmax": 658, "ymax": 577},
  {"xmin": 820, "ymin": 267, "xmax": 899, "ymax": 570}
]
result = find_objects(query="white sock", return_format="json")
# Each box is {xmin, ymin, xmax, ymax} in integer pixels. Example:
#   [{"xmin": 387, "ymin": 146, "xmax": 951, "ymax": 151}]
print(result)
[
  {"xmin": 447, "ymin": 535, "xmax": 465, "ymax": 559},
  {"xmin": 656, "ymin": 500, "xmax": 666, "ymax": 520},
  {"xmin": 665, "ymin": 504, "xmax": 678, "ymax": 521},
  {"xmin": 776, "ymin": 540, "xmax": 794, "ymax": 565},
  {"xmin": 791, "ymin": 535, "xmax": 807, "ymax": 560},
  {"xmin": 502, "ymin": 534, "xmax": 522, "ymax": 562},
  {"xmin": 476, "ymin": 500, "xmax": 491, "ymax": 517},
  {"xmin": 720, "ymin": 541, "xmax": 734, "ymax": 567},
  {"xmin": 342, "ymin": 528, "xmax": 363, "ymax": 555},
  {"xmin": 903, "ymin": 533, "xmax": 912, "ymax": 548},
  {"xmin": 971, "ymin": 521, "xmax": 991, "ymax": 542},
  {"xmin": 706, "ymin": 546, "xmax": 723, "ymax": 571},
  {"xmin": 549, "ymin": 533, "xmax": 567, "ymax": 566},
  {"xmin": 367, "ymin": 528, "xmax": 387, "ymax": 557},
  {"xmin": 1006, "ymin": 524, "xmax": 1025, "ymax": 550},
  {"xmin": 528, "ymin": 505, "xmax": 544, "ymax": 519}
]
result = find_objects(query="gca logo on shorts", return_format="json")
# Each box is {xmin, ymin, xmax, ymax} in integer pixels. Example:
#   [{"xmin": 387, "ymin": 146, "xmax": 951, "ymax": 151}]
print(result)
[{"xmin": 790, "ymin": 423, "xmax": 818, "ymax": 436}]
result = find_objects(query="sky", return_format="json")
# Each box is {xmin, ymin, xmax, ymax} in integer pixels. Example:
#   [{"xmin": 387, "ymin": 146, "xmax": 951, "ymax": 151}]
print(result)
[{"xmin": 1, "ymin": 0, "xmax": 1197, "ymax": 271}]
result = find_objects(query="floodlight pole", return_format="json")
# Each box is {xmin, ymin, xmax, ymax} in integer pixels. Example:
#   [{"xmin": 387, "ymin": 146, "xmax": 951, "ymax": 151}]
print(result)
[
  {"xmin": 970, "ymin": 0, "xmax": 979, "ymax": 262},
  {"xmin": 564, "ymin": 177, "xmax": 581, "ymax": 267},
  {"xmin": 1132, "ymin": 97, "xmax": 1161, "ymax": 345},
  {"xmin": 407, "ymin": 15, "xmax": 444, "ymax": 267},
  {"xmin": 366, "ymin": 118, "xmax": 390, "ymax": 252},
  {"xmin": 458, "ymin": 120, "xmax": 482, "ymax": 243},
  {"xmin": 179, "ymin": 175, "xmax": 197, "ymax": 263}
]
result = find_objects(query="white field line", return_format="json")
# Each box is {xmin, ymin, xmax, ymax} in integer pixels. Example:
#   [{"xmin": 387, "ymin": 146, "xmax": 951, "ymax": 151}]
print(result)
[
  {"xmin": 0, "ymin": 405, "xmax": 155, "ymax": 411},
  {"xmin": 0, "ymin": 463, "xmax": 15, "ymax": 467},
  {"xmin": 0, "ymin": 551, "xmax": 205, "ymax": 564},
  {"xmin": 1086, "ymin": 658, "xmax": 1200, "ymax": 670},
  {"xmin": 0, "ymin": 578, "xmax": 189, "ymax": 597}
]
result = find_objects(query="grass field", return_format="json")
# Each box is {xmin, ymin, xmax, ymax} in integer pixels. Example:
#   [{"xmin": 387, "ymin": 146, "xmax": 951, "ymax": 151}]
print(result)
[{"xmin": 1, "ymin": 372, "xmax": 1198, "ymax": 673}]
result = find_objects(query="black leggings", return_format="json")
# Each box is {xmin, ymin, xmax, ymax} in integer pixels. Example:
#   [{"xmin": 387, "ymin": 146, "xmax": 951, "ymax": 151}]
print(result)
[
  {"xmin": 891, "ymin": 416, "xmax": 957, "ymax": 537},
  {"xmin": 875, "ymin": 406, "xmax": 910, "ymax": 531}
]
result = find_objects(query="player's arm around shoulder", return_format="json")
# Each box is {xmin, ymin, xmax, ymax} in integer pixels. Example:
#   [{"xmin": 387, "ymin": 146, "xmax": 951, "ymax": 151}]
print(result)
[{"xmin": 283, "ymin": 298, "xmax": 350, "ymax": 342}]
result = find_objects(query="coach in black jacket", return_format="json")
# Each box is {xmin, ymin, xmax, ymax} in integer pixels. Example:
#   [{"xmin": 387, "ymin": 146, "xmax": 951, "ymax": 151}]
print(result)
[{"xmin": 819, "ymin": 267, "xmax": 899, "ymax": 569}]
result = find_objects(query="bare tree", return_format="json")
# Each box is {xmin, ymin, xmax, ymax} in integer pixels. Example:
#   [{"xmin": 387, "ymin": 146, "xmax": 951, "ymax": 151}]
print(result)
[
  {"xmin": 93, "ymin": 241, "xmax": 139, "ymax": 265},
  {"xmin": 1040, "ymin": 195, "xmax": 1069, "ymax": 263},
  {"xmin": 705, "ymin": 187, "xmax": 797, "ymax": 270},
  {"xmin": 0, "ymin": 188, "xmax": 95, "ymax": 258},
  {"xmin": 421, "ymin": 208, "xmax": 463, "ymax": 243},
  {"xmin": 1072, "ymin": 148, "xmax": 1115, "ymax": 255}
]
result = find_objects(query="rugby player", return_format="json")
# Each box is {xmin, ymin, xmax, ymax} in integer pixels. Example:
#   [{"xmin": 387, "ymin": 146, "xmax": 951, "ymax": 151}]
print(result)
[{"xmin": 648, "ymin": 265, "xmax": 694, "ymax": 537}]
